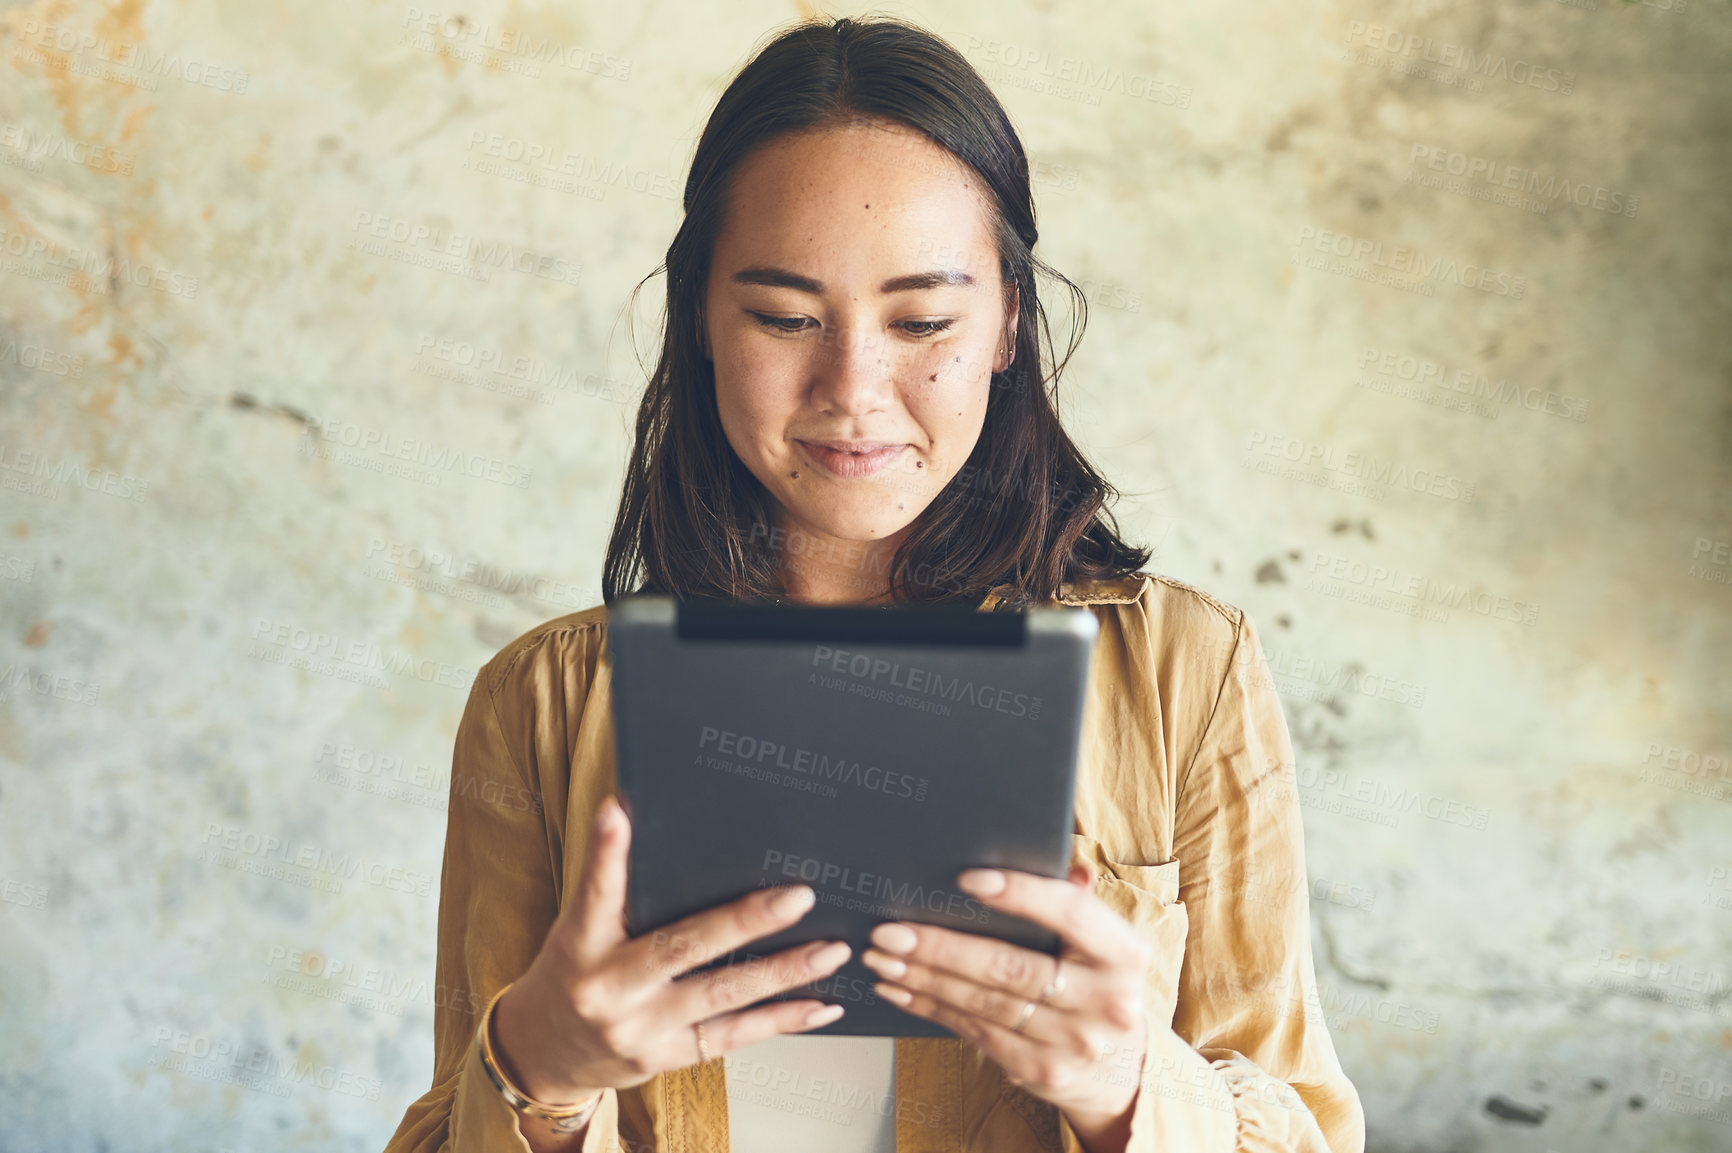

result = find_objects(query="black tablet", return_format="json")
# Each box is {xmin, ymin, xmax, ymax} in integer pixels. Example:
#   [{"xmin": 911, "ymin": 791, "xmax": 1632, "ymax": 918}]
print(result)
[{"xmin": 604, "ymin": 595, "xmax": 1099, "ymax": 1037}]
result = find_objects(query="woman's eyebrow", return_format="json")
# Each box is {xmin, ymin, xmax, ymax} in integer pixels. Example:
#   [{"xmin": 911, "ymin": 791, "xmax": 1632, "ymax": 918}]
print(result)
[{"xmin": 731, "ymin": 266, "xmax": 978, "ymax": 294}]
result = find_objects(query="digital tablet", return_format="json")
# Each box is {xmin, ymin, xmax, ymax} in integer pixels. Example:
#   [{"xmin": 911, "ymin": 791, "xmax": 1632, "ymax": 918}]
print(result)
[{"xmin": 604, "ymin": 595, "xmax": 1099, "ymax": 1037}]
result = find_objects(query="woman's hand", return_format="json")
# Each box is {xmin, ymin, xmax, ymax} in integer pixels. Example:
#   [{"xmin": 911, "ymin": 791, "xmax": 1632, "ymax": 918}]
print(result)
[
  {"xmin": 860, "ymin": 862, "xmax": 1152, "ymax": 1147},
  {"xmin": 490, "ymin": 794, "xmax": 854, "ymax": 1111}
]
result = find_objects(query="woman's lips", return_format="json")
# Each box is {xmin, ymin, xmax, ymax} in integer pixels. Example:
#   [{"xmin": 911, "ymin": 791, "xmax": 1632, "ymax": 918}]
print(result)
[{"xmin": 796, "ymin": 440, "xmax": 909, "ymax": 478}]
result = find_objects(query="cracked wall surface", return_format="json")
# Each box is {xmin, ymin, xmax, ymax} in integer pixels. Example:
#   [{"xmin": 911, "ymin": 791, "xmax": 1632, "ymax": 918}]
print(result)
[{"xmin": 0, "ymin": 1, "xmax": 1727, "ymax": 1150}]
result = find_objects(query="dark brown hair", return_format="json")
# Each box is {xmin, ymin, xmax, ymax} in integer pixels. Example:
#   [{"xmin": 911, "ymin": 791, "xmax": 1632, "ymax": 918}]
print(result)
[{"xmin": 602, "ymin": 13, "xmax": 1150, "ymax": 610}]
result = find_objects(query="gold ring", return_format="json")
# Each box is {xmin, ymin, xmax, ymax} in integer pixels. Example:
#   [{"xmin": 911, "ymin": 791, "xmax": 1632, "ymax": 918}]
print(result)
[
  {"xmin": 695, "ymin": 1020, "xmax": 711, "ymax": 1063},
  {"xmin": 1011, "ymin": 998, "xmax": 1037, "ymax": 1032}
]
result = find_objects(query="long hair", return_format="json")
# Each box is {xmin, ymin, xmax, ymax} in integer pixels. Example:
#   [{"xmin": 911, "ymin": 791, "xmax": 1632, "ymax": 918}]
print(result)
[{"xmin": 602, "ymin": 14, "xmax": 1150, "ymax": 610}]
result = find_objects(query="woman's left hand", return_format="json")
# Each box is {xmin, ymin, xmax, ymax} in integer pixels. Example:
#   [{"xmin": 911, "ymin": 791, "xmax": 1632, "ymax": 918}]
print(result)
[{"xmin": 860, "ymin": 861, "xmax": 1152, "ymax": 1138}]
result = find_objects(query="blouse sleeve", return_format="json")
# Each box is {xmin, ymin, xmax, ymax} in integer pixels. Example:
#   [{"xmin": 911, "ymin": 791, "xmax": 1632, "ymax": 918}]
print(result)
[
  {"xmin": 381, "ymin": 646, "xmax": 623, "ymax": 1153},
  {"xmin": 1061, "ymin": 606, "xmax": 1366, "ymax": 1153}
]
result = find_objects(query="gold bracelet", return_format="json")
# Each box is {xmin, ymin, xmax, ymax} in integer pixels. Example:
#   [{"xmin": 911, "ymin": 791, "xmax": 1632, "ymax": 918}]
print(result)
[{"xmin": 477, "ymin": 982, "xmax": 604, "ymax": 1135}]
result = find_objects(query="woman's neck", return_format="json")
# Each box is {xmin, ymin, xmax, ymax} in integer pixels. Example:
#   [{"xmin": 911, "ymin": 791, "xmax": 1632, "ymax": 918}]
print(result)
[{"xmin": 768, "ymin": 516, "xmax": 908, "ymax": 606}]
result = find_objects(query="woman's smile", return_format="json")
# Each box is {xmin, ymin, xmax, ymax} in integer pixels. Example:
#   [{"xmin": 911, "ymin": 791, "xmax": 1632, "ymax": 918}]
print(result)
[{"xmin": 794, "ymin": 439, "xmax": 910, "ymax": 478}]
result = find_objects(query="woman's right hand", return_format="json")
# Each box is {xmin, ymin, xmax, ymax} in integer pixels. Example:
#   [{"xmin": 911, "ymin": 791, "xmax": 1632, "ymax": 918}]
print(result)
[{"xmin": 489, "ymin": 793, "xmax": 852, "ymax": 1111}]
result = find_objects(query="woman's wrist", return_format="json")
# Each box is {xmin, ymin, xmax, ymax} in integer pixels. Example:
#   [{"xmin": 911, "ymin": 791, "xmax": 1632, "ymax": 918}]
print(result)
[
  {"xmin": 1062, "ymin": 1089, "xmax": 1138, "ymax": 1153},
  {"xmin": 486, "ymin": 982, "xmax": 604, "ymax": 1114}
]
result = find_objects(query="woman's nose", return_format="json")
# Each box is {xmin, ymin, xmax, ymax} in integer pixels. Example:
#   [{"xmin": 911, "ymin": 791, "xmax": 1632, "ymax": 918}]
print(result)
[{"xmin": 809, "ymin": 326, "xmax": 896, "ymax": 414}]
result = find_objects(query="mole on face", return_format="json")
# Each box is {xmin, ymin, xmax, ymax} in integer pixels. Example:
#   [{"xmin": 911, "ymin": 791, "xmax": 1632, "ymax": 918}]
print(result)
[{"xmin": 929, "ymin": 373, "xmax": 937, "ymax": 382}]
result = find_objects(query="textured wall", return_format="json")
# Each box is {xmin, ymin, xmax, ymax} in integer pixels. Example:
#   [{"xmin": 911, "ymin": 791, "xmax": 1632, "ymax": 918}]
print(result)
[{"xmin": 0, "ymin": 0, "xmax": 1727, "ymax": 1150}]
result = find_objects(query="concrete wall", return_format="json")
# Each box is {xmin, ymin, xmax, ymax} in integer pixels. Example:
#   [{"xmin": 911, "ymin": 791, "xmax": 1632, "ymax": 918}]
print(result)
[{"xmin": 0, "ymin": 0, "xmax": 1726, "ymax": 1149}]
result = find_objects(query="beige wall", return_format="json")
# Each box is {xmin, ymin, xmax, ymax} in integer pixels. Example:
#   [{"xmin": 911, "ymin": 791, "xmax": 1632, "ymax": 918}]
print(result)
[{"xmin": 0, "ymin": 0, "xmax": 1727, "ymax": 1148}]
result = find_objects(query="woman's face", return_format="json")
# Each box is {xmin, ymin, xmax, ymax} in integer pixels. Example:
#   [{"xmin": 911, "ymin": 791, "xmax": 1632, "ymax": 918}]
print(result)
[{"xmin": 702, "ymin": 117, "xmax": 1018, "ymax": 571}]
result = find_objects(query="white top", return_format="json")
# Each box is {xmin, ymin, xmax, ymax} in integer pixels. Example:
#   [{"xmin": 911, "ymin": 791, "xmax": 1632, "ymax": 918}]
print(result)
[{"xmin": 725, "ymin": 1034, "xmax": 897, "ymax": 1153}]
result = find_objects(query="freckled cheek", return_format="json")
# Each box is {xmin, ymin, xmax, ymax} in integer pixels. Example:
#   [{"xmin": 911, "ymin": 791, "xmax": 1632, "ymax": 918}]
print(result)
[{"xmin": 909, "ymin": 350, "xmax": 991, "ymax": 400}]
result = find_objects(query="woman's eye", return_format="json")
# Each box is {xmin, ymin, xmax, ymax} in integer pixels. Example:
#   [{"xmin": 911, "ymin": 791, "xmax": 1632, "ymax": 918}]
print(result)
[
  {"xmin": 897, "ymin": 318, "xmax": 955, "ymax": 338},
  {"xmin": 748, "ymin": 314, "xmax": 954, "ymax": 338},
  {"xmin": 750, "ymin": 313, "xmax": 815, "ymax": 334}
]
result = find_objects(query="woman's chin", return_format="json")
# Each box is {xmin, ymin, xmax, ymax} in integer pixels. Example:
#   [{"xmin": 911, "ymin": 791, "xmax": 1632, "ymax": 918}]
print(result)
[{"xmin": 780, "ymin": 500, "xmax": 923, "ymax": 544}]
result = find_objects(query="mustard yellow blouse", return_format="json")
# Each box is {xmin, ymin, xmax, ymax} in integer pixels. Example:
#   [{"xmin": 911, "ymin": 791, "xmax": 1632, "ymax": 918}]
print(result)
[{"xmin": 382, "ymin": 572, "xmax": 1365, "ymax": 1152}]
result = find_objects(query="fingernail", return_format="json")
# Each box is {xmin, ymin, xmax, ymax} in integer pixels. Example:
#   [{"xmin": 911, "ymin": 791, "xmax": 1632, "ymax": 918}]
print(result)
[
  {"xmin": 862, "ymin": 949, "xmax": 906, "ymax": 979},
  {"xmin": 807, "ymin": 940, "xmax": 851, "ymax": 969},
  {"xmin": 958, "ymin": 868, "xmax": 1005, "ymax": 895},
  {"xmin": 875, "ymin": 981, "xmax": 912, "ymax": 1006},
  {"xmin": 805, "ymin": 1003, "xmax": 845, "ymax": 1027},
  {"xmin": 770, "ymin": 885, "xmax": 815, "ymax": 916},
  {"xmin": 871, "ymin": 923, "xmax": 917, "ymax": 954}
]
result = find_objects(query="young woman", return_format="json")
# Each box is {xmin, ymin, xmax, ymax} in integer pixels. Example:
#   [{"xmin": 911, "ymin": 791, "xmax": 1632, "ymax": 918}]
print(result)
[{"xmin": 385, "ymin": 15, "xmax": 1363, "ymax": 1153}]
